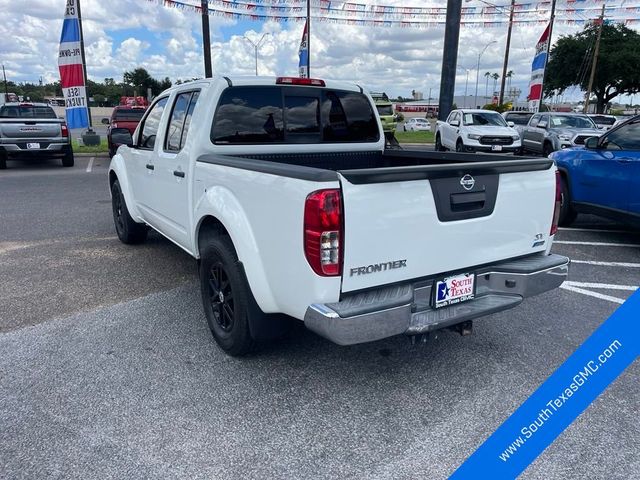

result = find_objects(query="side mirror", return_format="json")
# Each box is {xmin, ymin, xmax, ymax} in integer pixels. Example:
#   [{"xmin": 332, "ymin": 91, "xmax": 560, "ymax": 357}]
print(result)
[
  {"xmin": 101, "ymin": 117, "xmax": 110, "ymax": 125},
  {"xmin": 507, "ymin": 121, "xmax": 515, "ymax": 127},
  {"xmin": 450, "ymin": 119, "xmax": 460, "ymax": 127},
  {"xmin": 110, "ymin": 128, "xmax": 134, "ymax": 148},
  {"xmin": 537, "ymin": 121, "xmax": 548, "ymax": 129},
  {"xmin": 585, "ymin": 136, "xmax": 600, "ymax": 149}
]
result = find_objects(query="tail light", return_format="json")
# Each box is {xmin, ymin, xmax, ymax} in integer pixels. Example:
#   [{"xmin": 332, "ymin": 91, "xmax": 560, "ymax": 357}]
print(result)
[
  {"xmin": 550, "ymin": 170, "xmax": 561, "ymax": 235},
  {"xmin": 276, "ymin": 77, "xmax": 326, "ymax": 87},
  {"xmin": 304, "ymin": 189, "xmax": 343, "ymax": 276},
  {"xmin": 61, "ymin": 123, "xmax": 68, "ymax": 138}
]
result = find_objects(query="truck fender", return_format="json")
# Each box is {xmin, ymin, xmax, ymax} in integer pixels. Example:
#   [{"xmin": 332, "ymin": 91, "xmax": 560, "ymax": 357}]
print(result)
[
  {"xmin": 193, "ymin": 186, "xmax": 278, "ymax": 313},
  {"xmin": 108, "ymin": 154, "xmax": 144, "ymax": 222}
]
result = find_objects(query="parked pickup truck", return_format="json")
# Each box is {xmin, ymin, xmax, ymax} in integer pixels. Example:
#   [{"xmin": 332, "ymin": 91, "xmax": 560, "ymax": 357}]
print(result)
[
  {"xmin": 0, "ymin": 102, "xmax": 74, "ymax": 169},
  {"xmin": 108, "ymin": 76, "xmax": 569, "ymax": 356},
  {"xmin": 435, "ymin": 109, "xmax": 521, "ymax": 153},
  {"xmin": 521, "ymin": 112, "xmax": 602, "ymax": 156}
]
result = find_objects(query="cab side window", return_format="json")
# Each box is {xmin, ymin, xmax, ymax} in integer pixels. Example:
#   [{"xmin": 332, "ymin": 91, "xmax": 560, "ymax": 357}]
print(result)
[
  {"xmin": 529, "ymin": 114, "xmax": 541, "ymax": 126},
  {"xmin": 165, "ymin": 91, "xmax": 200, "ymax": 152},
  {"xmin": 138, "ymin": 97, "xmax": 168, "ymax": 150},
  {"xmin": 605, "ymin": 121, "xmax": 640, "ymax": 150}
]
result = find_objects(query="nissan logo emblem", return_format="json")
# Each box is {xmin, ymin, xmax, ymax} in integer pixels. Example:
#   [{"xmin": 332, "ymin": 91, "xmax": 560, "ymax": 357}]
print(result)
[{"xmin": 460, "ymin": 174, "xmax": 475, "ymax": 191}]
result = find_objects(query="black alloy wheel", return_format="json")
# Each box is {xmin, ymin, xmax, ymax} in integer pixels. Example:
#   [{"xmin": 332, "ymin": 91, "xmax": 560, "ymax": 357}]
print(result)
[
  {"xmin": 112, "ymin": 187, "xmax": 126, "ymax": 236},
  {"xmin": 208, "ymin": 263, "xmax": 235, "ymax": 332}
]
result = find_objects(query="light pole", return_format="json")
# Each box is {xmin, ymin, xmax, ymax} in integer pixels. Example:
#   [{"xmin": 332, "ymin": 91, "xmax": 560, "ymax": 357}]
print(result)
[
  {"xmin": 243, "ymin": 33, "xmax": 269, "ymax": 76},
  {"xmin": 474, "ymin": 40, "xmax": 496, "ymax": 109}
]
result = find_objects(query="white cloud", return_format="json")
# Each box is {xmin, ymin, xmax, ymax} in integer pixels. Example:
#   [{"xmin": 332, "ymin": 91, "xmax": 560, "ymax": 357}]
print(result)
[
  {"xmin": 117, "ymin": 38, "xmax": 149, "ymax": 63},
  {"xmin": 0, "ymin": 0, "xmax": 637, "ymax": 103}
]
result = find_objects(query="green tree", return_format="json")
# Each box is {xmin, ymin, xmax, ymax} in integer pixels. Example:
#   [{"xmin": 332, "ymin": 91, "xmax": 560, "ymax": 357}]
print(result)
[{"xmin": 545, "ymin": 23, "xmax": 640, "ymax": 113}]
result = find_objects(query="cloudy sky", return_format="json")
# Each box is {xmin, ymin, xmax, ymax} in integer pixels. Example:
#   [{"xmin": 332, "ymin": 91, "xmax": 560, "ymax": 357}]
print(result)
[{"xmin": 1, "ymin": 0, "xmax": 637, "ymax": 103}]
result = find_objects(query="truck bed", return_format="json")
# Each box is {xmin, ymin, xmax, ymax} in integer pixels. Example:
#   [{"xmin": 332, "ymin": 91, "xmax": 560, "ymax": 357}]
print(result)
[{"xmin": 198, "ymin": 150, "xmax": 553, "ymax": 184}]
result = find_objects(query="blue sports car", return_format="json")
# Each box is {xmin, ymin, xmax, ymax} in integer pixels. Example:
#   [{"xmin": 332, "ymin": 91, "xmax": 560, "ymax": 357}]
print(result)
[{"xmin": 550, "ymin": 115, "xmax": 640, "ymax": 228}]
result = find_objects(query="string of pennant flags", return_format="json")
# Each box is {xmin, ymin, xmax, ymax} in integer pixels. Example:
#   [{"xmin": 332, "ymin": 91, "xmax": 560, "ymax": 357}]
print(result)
[{"xmin": 144, "ymin": 0, "xmax": 640, "ymax": 27}]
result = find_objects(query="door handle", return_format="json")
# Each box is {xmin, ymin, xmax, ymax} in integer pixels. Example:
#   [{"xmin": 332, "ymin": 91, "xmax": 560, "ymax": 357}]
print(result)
[
  {"xmin": 173, "ymin": 170, "xmax": 185, "ymax": 178},
  {"xmin": 146, "ymin": 164, "xmax": 154, "ymax": 170}
]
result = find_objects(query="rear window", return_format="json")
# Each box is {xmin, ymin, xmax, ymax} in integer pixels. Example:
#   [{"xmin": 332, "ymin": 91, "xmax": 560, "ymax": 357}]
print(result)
[
  {"xmin": 114, "ymin": 109, "xmax": 145, "ymax": 121},
  {"xmin": 590, "ymin": 115, "xmax": 616, "ymax": 126},
  {"xmin": 505, "ymin": 112, "xmax": 533, "ymax": 125},
  {"xmin": 0, "ymin": 105, "xmax": 57, "ymax": 119},
  {"xmin": 376, "ymin": 105, "xmax": 394, "ymax": 116},
  {"xmin": 211, "ymin": 86, "xmax": 379, "ymax": 144}
]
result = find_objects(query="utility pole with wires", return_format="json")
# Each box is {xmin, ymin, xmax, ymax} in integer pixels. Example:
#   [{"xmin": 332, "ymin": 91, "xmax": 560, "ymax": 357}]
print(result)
[
  {"xmin": 306, "ymin": 0, "xmax": 311, "ymax": 77},
  {"xmin": 583, "ymin": 4, "xmax": 606, "ymax": 114},
  {"xmin": 201, "ymin": 0, "xmax": 212, "ymax": 78},
  {"xmin": 243, "ymin": 33, "xmax": 270, "ymax": 76},
  {"xmin": 2, "ymin": 64, "xmax": 8, "ymax": 102},
  {"xmin": 498, "ymin": 0, "xmax": 515, "ymax": 105},
  {"xmin": 538, "ymin": 0, "xmax": 556, "ymax": 112}
]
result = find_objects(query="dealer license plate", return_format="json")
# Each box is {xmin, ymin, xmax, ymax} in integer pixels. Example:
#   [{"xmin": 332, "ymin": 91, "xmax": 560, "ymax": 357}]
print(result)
[
  {"xmin": 434, "ymin": 272, "xmax": 475, "ymax": 308},
  {"xmin": 491, "ymin": 145, "xmax": 503, "ymax": 151},
  {"xmin": 26, "ymin": 143, "xmax": 41, "ymax": 150}
]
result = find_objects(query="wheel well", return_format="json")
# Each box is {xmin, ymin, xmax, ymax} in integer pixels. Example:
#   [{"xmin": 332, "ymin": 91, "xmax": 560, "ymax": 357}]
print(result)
[
  {"xmin": 197, "ymin": 216, "xmax": 231, "ymax": 254},
  {"xmin": 558, "ymin": 168, "xmax": 571, "ymax": 194}
]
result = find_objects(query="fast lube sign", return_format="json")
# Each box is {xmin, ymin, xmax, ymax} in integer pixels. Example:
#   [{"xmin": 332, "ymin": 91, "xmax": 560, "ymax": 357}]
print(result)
[{"xmin": 58, "ymin": 0, "xmax": 89, "ymax": 129}]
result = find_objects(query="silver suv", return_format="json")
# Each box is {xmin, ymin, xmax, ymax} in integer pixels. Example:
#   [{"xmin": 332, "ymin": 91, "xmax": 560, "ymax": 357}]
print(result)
[{"xmin": 521, "ymin": 112, "xmax": 602, "ymax": 156}]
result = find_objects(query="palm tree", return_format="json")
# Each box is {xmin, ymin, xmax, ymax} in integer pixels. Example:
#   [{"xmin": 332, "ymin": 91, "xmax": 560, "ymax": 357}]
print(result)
[
  {"xmin": 491, "ymin": 73, "xmax": 500, "ymax": 96},
  {"xmin": 506, "ymin": 70, "xmax": 514, "ymax": 93},
  {"xmin": 484, "ymin": 72, "xmax": 491, "ymax": 102},
  {"xmin": 505, "ymin": 70, "xmax": 513, "ymax": 97}
]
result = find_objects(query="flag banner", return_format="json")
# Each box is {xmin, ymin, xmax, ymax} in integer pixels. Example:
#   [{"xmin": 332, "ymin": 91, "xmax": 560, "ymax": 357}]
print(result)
[
  {"xmin": 146, "ymin": 0, "xmax": 640, "ymax": 28},
  {"xmin": 451, "ymin": 289, "xmax": 640, "ymax": 479},
  {"xmin": 298, "ymin": 19, "xmax": 309, "ymax": 78},
  {"xmin": 58, "ymin": 0, "xmax": 89, "ymax": 129},
  {"xmin": 528, "ymin": 23, "xmax": 550, "ymax": 112}
]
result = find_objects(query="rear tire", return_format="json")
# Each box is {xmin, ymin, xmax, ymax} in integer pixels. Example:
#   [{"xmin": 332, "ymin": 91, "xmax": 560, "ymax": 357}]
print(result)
[
  {"xmin": 111, "ymin": 180, "xmax": 148, "ymax": 244},
  {"xmin": 199, "ymin": 235, "xmax": 256, "ymax": 356},
  {"xmin": 62, "ymin": 150, "xmax": 74, "ymax": 167},
  {"xmin": 558, "ymin": 175, "xmax": 578, "ymax": 227}
]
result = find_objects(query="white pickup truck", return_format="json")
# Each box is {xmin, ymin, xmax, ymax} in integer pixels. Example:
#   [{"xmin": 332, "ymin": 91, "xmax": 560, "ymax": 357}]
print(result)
[
  {"xmin": 108, "ymin": 76, "xmax": 568, "ymax": 356},
  {"xmin": 435, "ymin": 109, "xmax": 522, "ymax": 154}
]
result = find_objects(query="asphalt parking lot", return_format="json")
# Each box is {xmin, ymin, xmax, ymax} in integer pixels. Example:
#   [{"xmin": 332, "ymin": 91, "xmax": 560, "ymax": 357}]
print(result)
[{"xmin": 1, "ymin": 155, "xmax": 638, "ymax": 479}]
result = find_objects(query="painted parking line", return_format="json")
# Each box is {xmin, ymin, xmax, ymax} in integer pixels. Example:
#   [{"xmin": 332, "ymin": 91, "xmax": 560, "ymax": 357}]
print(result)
[
  {"xmin": 560, "ymin": 284, "xmax": 626, "ymax": 305},
  {"xmin": 553, "ymin": 240, "xmax": 640, "ymax": 248},
  {"xmin": 86, "ymin": 157, "xmax": 94, "ymax": 173},
  {"xmin": 563, "ymin": 281, "xmax": 638, "ymax": 292},
  {"xmin": 570, "ymin": 260, "xmax": 640, "ymax": 268}
]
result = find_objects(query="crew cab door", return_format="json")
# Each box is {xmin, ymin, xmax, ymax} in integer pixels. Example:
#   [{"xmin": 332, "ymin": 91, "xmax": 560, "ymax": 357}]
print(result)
[
  {"xmin": 150, "ymin": 90, "xmax": 200, "ymax": 248},
  {"xmin": 576, "ymin": 119, "xmax": 640, "ymax": 214},
  {"xmin": 443, "ymin": 111, "xmax": 460, "ymax": 148},
  {"xmin": 523, "ymin": 114, "xmax": 545, "ymax": 152},
  {"xmin": 127, "ymin": 96, "xmax": 169, "ymax": 221}
]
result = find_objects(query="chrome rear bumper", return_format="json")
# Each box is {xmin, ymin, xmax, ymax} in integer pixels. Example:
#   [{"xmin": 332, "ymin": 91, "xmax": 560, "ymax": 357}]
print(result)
[{"xmin": 304, "ymin": 254, "xmax": 569, "ymax": 346}]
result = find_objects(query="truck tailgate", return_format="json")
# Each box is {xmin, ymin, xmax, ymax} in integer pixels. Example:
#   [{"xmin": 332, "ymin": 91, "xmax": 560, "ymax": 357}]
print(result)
[
  {"xmin": 0, "ymin": 120, "xmax": 62, "ymax": 140},
  {"xmin": 338, "ymin": 158, "xmax": 556, "ymax": 293}
]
